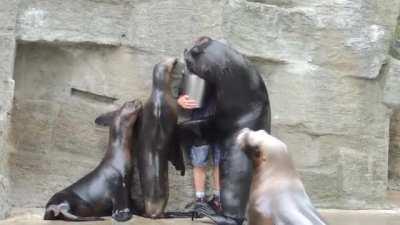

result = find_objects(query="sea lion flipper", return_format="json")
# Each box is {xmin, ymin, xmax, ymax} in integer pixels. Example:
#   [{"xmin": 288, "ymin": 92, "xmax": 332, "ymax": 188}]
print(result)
[
  {"xmin": 195, "ymin": 205, "xmax": 239, "ymax": 225},
  {"xmin": 95, "ymin": 110, "xmax": 117, "ymax": 126},
  {"xmin": 167, "ymin": 126, "xmax": 185, "ymax": 176},
  {"xmin": 44, "ymin": 204, "xmax": 105, "ymax": 221},
  {"xmin": 60, "ymin": 210, "xmax": 105, "ymax": 221},
  {"xmin": 163, "ymin": 211, "xmax": 194, "ymax": 218},
  {"xmin": 112, "ymin": 208, "xmax": 132, "ymax": 222},
  {"xmin": 110, "ymin": 175, "xmax": 133, "ymax": 222}
]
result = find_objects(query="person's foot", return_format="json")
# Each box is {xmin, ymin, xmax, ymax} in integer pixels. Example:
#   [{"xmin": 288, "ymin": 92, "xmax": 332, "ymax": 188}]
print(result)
[
  {"xmin": 193, "ymin": 197, "xmax": 207, "ymax": 218},
  {"xmin": 208, "ymin": 195, "xmax": 223, "ymax": 214},
  {"xmin": 185, "ymin": 197, "xmax": 206, "ymax": 208}
]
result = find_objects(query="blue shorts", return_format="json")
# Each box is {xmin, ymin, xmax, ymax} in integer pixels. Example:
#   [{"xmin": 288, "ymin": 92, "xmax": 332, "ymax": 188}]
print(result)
[{"xmin": 189, "ymin": 145, "xmax": 221, "ymax": 167}]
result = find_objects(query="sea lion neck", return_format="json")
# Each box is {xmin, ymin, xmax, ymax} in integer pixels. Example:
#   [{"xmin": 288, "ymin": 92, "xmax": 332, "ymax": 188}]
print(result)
[
  {"xmin": 151, "ymin": 81, "xmax": 171, "ymax": 95},
  {"xmin": 255, "ymin": 151, "xmax": 296, "ymax": 179},
  {"xmin": 152, "ymin": 64, "xmax": 172, "ymax": 92},
  {"xmin": 152, "ymin": 77, "xmax": 171, "ymax": 92},
  {"xmin": 106, "ymin": 122, "xmax": 134, "ymax": 157}
]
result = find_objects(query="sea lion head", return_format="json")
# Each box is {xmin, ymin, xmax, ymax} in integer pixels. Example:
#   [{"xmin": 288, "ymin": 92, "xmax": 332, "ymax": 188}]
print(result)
[
  {"xmin": 237, "ymin": 128, "xmax": 288, "ymax": 167},
  {"xmin": 184, "ymin": 36, "xmax": 231, "ymax": 84},
  {"xmin": 152, "ymin": 57, "xmax": 178, "ymax": 88},
  {"xmin": 119, "ymin": 99, "xmax": 143, "ymax": 126},
  {"xmin": 94, "ymin": 99, "xmax": 143, "ymax": 132},
  {"xmin": 237, "ymin": 128, "xmax": 268, "ymax": 167}
]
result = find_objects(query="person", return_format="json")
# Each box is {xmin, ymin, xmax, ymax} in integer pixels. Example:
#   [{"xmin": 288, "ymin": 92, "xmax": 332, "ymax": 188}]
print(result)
[{"xmin": 177, "ymin": 83, "xmax": 222, "ymax": 214}]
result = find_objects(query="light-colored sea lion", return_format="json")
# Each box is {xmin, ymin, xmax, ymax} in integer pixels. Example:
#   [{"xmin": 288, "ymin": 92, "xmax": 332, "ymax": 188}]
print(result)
[{"xmin": 237, "ymin": 128, "xmax": 328, "ymax": 225}]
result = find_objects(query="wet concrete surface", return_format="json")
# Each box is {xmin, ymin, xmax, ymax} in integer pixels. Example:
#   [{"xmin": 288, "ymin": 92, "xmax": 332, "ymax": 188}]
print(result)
[{"xmin": 1, "ymin": 208, "xmax": 400, "ymax": 225}]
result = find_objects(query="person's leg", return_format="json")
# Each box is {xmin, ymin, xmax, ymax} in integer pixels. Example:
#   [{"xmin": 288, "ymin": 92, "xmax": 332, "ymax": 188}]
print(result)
[
  {"xmin": 212, "ymin": 166, "xmax": 220, "ymax": 195},
  {"xmin": 209, "ymin": 145, "xmax": 222, "ymax": 213},
  {"xmin": 193, "ymin": 166, "xmax": 207, "ymax": 201},
  {"xmin": 190, "ymin": 145, "xmax": 210, "ymax": 202},
  {"xmin": 212, "ymin": 145, "xmax": 221, "ymax": 195}
]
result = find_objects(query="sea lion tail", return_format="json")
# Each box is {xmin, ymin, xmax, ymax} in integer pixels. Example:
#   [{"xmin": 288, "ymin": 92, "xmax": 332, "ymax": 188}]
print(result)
[
  {"xmin": 163, "ymin": 211, "xmax": 194, "ymax": 218},
  {"xmin": 44, "ymin": 204, "xmax": 105, "ymax": 221},
  {"xmin": 61, "ymin": 210, "xmax": 105, "ymax": 221}
]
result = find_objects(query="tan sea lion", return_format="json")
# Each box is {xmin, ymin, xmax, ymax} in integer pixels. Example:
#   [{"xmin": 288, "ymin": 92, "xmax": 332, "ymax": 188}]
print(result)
[{"xmin": 237, "ymin": 128, "xmax": 327, "ymax": 225}]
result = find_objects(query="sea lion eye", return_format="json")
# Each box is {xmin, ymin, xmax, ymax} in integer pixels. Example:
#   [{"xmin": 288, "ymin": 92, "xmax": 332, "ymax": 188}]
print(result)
[
  {"xmin": 191, "ymin": 46, "xmax": 203, "ymax": 57},
  {"xmin": 254, "ymin": 150, "xmax": 262, "ymax": 158}
]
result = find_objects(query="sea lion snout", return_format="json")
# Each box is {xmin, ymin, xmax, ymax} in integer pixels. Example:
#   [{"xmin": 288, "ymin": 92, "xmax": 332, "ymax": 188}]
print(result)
[
  {"xmin": 238, "ymin": 129, "xmax": 283, "ymax": 167},
  {"xmin": 237, "ymin": 128, "xmax": 265, "ymax": 164},
  {"xmin": 237, "ymin": 128, "xmax": 266, "ymax": 151},
  {"xmin": 236, "ymin": 128, "xmax": 251, "ymax": 148},
  {"xmin": 161, "ymin": 57, "xmax": 178, "ymax": 73},
  {"xmin": 152, "ymin": 58, "xmax": 178, "ymax": 85},
  {"xmin": 95, "ymin": 99, "xmax": 142, "ymax": 127}
]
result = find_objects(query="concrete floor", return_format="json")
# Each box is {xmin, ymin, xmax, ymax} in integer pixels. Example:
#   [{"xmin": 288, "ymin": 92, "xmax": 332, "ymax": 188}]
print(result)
[{"xmin": 1, "ymin": 208, "xmax": 400, "ymax": 225}]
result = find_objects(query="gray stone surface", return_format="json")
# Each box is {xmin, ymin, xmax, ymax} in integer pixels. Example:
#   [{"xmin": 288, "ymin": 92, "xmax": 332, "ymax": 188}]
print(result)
[
  {"xmin": 255, "ymin": 60, "xmax": 392, "ymax": 208},
  {"xmin": 0, "ymin": 0, "xmax": 18, "ymax": 35},
  {"xmin": 389, "ymin": 111, "xmax": 400, "ymax": 191},
  {"xmin": 223, "ymin": 0, "xmax": 399, "ymax": 79},
  {"xmin": 221, "ymin": 0, "xmax": 400, "ymax": 208},
  {"xmin": 0, "ymin": 77, "xmax": 14, "ymax": 219},
  {"xmin": 16, "ymin": 0, "xmax": 132, "ymax": 44},
  {"xmin": 16, "ymin": 0, "xmax": 225, "ymax": 52},
  {"xmin": 384, "ymin": 57, "xmax": 400, "ymax": 109},
  {"xmin": 127, "ymin": 0, "xmax": 224, "ymax": 55},
  {"xmin": 391, "ymin": 15, "xmax": 400, "ymax": 60},
  {"xmin": 387, "ymin": 0, "xmax": 400, "ymax": 193},
  {"xmin": 0, "ymin": 0, "xmax": 18, "ymax": 219}
]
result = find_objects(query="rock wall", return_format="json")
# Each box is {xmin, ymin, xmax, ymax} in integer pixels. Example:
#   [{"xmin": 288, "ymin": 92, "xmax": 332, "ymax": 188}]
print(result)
[
  {"xmin": 387, "ymin": 15, "xmax": 400, "ymax": 190},
  {"xmin": 0, "ymin": 0, "xmax": 18, "ymax": 219},
  {"xmin": 389, "ymin": 111, "xmax": 400, "ymax": 190},
  {"xmin": 227, "ymin": 0, "xmax": 398, "ymax": 208},
  {"xmin": 0, "ymin": 0, "xmax": 400, "ymax": 218}
]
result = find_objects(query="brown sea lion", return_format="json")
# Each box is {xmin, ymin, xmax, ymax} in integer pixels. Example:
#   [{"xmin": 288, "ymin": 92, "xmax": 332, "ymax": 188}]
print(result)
[
  {"xmin": 237, "ymin": 128, "xmax": 328, "ymax": 225},
  {"xmin": 43, "ymin": 100, "xmax": 142, "ymax": 222},
  {"xmin": 135, "ymin": 57, "xmax": 185, "ymax": 218}
]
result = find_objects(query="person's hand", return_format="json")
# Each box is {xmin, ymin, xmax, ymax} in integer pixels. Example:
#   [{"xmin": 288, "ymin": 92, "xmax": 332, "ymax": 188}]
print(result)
[{"xmin": 177, "ymin": 95, "xmax": 198, "ymax": 109}]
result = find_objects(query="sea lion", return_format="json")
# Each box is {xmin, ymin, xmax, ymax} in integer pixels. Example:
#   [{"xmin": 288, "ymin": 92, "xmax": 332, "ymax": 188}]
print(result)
[
  {"xmin": 237, "ymin": 128, "xmax": 327, "ymax": 225},
  {"xmin": 44, "ymin": 100, "xmax": 142, "ymax": 222},
  {"xmin": 136, "ymin": 57, "xmax": 185, "ymax": 218},
  {"xmin": 184, "ymin": 36, "xmax": 271, "ymax": 225}
]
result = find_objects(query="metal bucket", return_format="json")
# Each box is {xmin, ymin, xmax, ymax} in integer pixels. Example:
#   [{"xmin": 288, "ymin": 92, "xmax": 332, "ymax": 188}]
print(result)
[{"xmin": 182, "ymin": 73, "xmax": 206, "ymax": 108}]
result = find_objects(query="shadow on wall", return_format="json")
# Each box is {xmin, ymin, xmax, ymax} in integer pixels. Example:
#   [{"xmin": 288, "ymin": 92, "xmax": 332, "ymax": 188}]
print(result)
[
  {"xmin": 389, "ymin": 111, "xmax": 400, "ymax": 191},
  {"xmin": 6, "ymin": 42, "xmax": 193, "ymax": 211}
]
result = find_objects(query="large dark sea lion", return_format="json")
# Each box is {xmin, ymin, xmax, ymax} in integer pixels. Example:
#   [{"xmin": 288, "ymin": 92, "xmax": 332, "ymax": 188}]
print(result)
[
  {"xmin": 136, "ymin": 58, "xmax": 185, "ymax": 218},
  {"xmin": 237, "ymin": 128, "xmax": 327, "ymax": 225},
  {"xmin": 184, "ymin": 37, "xmax": 271, "ymax": 225},
  {"xmin": 44, "ymin": 100, "xmax": 142, "ymax": 222}
]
